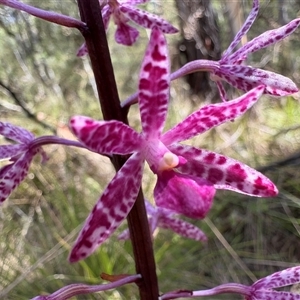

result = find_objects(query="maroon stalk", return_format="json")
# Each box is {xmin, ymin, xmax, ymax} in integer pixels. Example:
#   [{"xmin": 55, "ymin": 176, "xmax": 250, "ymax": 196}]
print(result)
[{"xmin": 76, "ymin": 1, "xmax": 159, "ymax": 299}]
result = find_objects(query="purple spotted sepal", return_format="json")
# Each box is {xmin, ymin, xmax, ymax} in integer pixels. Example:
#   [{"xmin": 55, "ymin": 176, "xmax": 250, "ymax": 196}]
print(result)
[
  {"xmin": 77, "ymin": 0, "xmax": 178, "ymax": 56},
  {"xmin": 0, "ymin": 122, "xmax": 42, "ymax": 203},
  {"xmin": 118, "ymin": 200, "xmax": 207, "ymax": 242}
]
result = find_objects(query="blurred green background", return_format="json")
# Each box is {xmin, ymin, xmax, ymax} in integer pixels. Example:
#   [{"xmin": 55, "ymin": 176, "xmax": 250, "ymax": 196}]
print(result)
[{"xmin": 0, "ymin": 0, "xmax": 300, "ymax": 299}]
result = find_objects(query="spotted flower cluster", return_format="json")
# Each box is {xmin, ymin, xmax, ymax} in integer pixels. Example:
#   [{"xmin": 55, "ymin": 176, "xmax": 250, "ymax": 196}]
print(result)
[
  {"xmin": 77, "ymin": 0, "xmax": 178, "ymax": 56},
  {"xmin": 122, "ymin": 0, "xmax": 300, "ymax": 107}
]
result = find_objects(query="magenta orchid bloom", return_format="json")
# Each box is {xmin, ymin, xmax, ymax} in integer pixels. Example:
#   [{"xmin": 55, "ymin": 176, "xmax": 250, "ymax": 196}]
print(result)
[
  {"xmin": 0, "ymin": 122, "xmax": 86, "ymax": 203},
  {"xmin": 69, "ymin": 27, "xmax": 277, "ymax": 262},
  {"xmin": 77, "ymin": 0, "xmax": 178, "ymax": 56},
  {"xmin": 118, "ymin": 200, "xmax": 207, "ymax": 242},
  {"xmin": 122, "ymin": 0, "xmax": 299, "ymax": 107}
]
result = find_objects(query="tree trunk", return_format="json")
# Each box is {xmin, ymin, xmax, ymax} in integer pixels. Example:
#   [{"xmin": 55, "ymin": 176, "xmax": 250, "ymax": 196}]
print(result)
[{"xmin": 175, "ymin": 0, "xmax": 221, "ymax": 102}]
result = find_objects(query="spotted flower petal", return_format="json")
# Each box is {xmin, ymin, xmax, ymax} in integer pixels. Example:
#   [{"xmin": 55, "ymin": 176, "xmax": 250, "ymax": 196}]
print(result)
[
  {"xmin": 161, "ymin": 85, "xmax": 264, "ymax": 145},
  {"xmin": 69, "ymin": 152, "xmax": 144, "ymax": 262},
  {"xmin": 170, "ymin": 144, "xmax": 278, "ymax": 198},
  {"xmin": 115, "ymin": 21, "xmax": 139, "ymax": 45},
  {"xmin": 159, "ymin": 213, "xmax": 207, "ymax": 242},
  {"xmin": 214, "ymin": 65, "xmax": 298, "ymax": 97},
  {"xmin": 138, "ymin": 26, "xmax": 170, "ymax": 139},
  {"xmin": 222, "ymin": 0, "xmax": 259, "ymax": 60},
  {"xmin": 120, "ymin": 5, "xmax": 178, "ymax": 34},
  {"xmin": 231, "ymin": 18, "xmax": 300, "ymax": 64},
  {"xmin": 118, "ymin": 199, "xmax": 207, "ymax": 241},
  {"xmin": 0, "ymin": 144, "xmax": 29, "ymax": 159},
  {"xmin": 70, "ymin": 116, "xmax": 143, "ymax": 155},
  {"xmin": 0, "ymin": 150, "xmax": 37, "ymax": 203},
  {"xmin": 0, "ymin": 121, "xmax": 34, "ymax": 144}
]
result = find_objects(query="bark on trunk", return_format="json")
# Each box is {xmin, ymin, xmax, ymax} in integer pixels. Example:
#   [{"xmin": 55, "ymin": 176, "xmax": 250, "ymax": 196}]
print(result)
[{"xmin": 175, "ymin": 0, "xmax": 221, "ymax": 102}]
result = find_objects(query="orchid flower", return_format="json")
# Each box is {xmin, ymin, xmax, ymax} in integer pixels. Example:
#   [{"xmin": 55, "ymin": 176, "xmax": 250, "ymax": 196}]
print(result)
[
  {"xmin": 118, "ymin": 200, "xmax": 207, "ymax": 242},
  {"xmin": 122, "ymin": 0, "xmax": 299, "ymax": 107},
  {"xmin": 69, "ymin": 27, "xmax": 277, "ymax": 262},
  {"xmin": 77, "ymin": 0, "xmax": 178, "ymax": 56},
  {"xmin": 160, "ymin": 266, "xmax": 300, "ymax": 299},
  {"xmin": 0, "ymin": 122, "xmax": 86, "ymax": 203},
  {"xmin": 211, "ymin": 0, "xmax": 300, "ymax": 100}
]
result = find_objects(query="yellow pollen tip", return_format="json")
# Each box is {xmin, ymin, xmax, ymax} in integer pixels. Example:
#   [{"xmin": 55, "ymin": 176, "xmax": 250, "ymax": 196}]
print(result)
[{"xmin": 158, "ymin": 152, "xmax": 179, "ymax": 171}]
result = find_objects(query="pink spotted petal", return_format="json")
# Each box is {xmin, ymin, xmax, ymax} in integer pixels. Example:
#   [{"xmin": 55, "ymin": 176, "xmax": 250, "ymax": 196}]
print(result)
[
  {"xmin": 221, "ymin": 0, "xmax": 259, "ymax": 61},
  {"xmin": 115, "ymin": 22, "xmax": 139, "ymax": 45},
  {"xmin": 169, "ymin": 144, "xmax": 278, "ymax": 198},
  {"xmin": 76, "ymin": 43, "xmax": 88, "ymax": 57},
  {"xmin": 69, "ymin": 152, "xmax": 144, "ymax": 262},
  {"xmin": 0, "ymin": 144, "xmax": 28, "ymax": 159},
  {"xmin": 69, "ymin": 116, "xmax": 142, "ymax": 155},
  {"xmin": 161, "ymin": 86, "xmax": 264, "ymax": 145},
  {"xmin": 253, "ymin": 266, "xmax": 300, "ymax": 290},
  {"xmin": 160, "ymin": 215, "xmax": 207, "ymax": 242},
  {"xmin": 139, "ymin": 27, "xmax": 170, "ymax": 139},
  {"xmin": 232, "ymin": 18, "xmax": 300, "ymax": 63},
  {"xmin": 120, "ymin": 5, "xmax": 178, "ymax": 34},
  {"xmin": 0, "ymin": 150, "xmax": 36, "ymax": 203},
  {"xmin": 0, "ymin": 122, "xmax": 34, "ymax": 144},
  {"xmin": 154, "ymin": 170, "xmax": 215, "ymax": 219},
  {"xmin": 249, "ymin": 290, "xmax": 300, "ymax": 300},
  {"xmin": 214, "ymin": 65, "xmax": 298, "ymax": 96}
]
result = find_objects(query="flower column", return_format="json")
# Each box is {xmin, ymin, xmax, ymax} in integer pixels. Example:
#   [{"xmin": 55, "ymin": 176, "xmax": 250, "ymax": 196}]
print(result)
[{"xmin": 76, "ymin": 0, "xmax": 159, "ymax": 299}]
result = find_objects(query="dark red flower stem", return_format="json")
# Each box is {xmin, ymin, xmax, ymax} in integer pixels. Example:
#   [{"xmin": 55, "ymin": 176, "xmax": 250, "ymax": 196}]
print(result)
[{"xmin": 76, "ymin": 1, "xmax": 159, "ymax": 299}]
